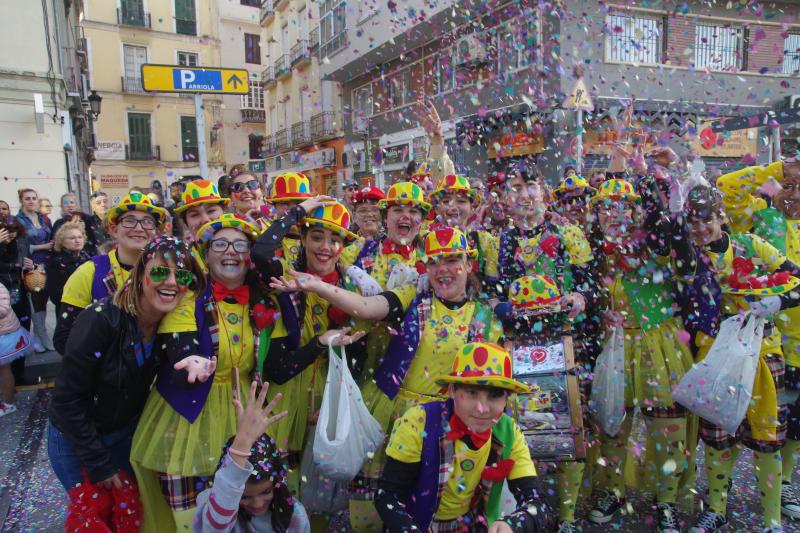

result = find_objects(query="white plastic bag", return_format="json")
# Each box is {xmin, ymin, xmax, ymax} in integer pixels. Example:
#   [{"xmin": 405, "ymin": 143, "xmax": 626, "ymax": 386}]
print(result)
[
  {"xmin": 299, "ymin": 426, "xmax": 348, "ymax": 514},
  {"xmin": 314, "ymin": 340, "xmax": 384, "ymax": 481},
  {"xmin": 673, "ymin": 313, "xmax": 764, "ymax": 435},
  {"xmin": 589, "ymin": 327, "xmax": 627, "ymax": 437}
]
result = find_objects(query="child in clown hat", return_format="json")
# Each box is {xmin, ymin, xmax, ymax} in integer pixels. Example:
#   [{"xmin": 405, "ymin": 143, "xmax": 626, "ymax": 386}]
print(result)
[
  {"xmin": 374, "ymin": 341, "xmax": 554, "ymax": 533},
  {"xmin": 261, "ymin": 172, "xmax": 322, "ymax": 264}
]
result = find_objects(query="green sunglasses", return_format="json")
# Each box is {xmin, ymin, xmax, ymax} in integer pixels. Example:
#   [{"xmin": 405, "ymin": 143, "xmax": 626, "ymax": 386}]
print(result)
[{"xmin": 148, "ymin": 265, "xmax": 195, "ymax": 287}]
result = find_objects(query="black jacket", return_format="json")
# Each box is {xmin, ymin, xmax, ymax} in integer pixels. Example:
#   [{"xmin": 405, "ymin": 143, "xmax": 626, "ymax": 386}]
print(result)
[
  {"xmin": 45, "ymin": 250, "xmax": 91, "ymax": 307},
  {"xmin": 0, "ymin": 236, "xmax": 30, "ymax": 296},
  {"xmin": 49, "ymin": 298, "xmax": 161, "ymax": 482}
]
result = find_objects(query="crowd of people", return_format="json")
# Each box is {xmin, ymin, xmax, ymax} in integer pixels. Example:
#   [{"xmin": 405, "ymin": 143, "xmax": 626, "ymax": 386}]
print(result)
[{"xmin": 1, "ymin": 103, "xmax": 800, "ymax": 533}]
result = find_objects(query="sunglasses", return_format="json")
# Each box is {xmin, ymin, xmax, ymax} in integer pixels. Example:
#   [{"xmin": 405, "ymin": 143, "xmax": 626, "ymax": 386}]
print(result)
[
  {"xmin": 148, "ymin": 265, "xmax": 195, "ymax": 287},
  {"xmin": 209, "ymin": 239, "xmax": 250, "ymax": 253},
  {"xmin": 118, "ymin": 216, "xmax": 158, "ymax": 230},
  {"xmin": 231, "ymin": 179, "xmax": 261, "ymax": 193}
]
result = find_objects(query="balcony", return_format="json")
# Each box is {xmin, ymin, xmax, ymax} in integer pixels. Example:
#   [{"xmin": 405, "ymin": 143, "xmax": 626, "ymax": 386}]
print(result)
[
  {"xmin": 310, "ymin": 111, "xmax": 341, "ymax": 141},
  {"xmin": 121, "ymin": 76, "xmax": 147, "ymax": 94},
  {"xmin": 260, "ymin": 0, "xmax": 274, "ymax": 23},
  {"xmin": 319, "ymin": 31, "xmax": 347, "ymax": 60},
  {"xmin": 263, "ymin": 134, "xmax": 277, "ymax": 156},
  {"xmin": 291, "ymin": 120, "xmax": 311, "ymax": 147},
  {"xmin": 241, "ymin": 108, "xmax": 266, "ymax": 123},
  {"xmin": 275, "ymin": 128, "xmax": 292, "ymax": 150},
  {"xmin": 309, "ymin": 27, "xmax": 319, "ymax": 53},
  {"xmin": 125, "ymin": 144, "xmax": 160, "ymax": 161},
  {"xmin": 176, "ymin": 18, "xmax": 197, "ymax": 36},
  {"xmin": 182, "ymin": 147, "xmax": 199, "ymax": 162},
  {"xmin": 291, "ymin": 39, "xmax": 310, "ymax": 66},
  {"xmin": 274, "ymin": 54, "xmax": 291, "ymax": 79},
  {"xmin": 261, "ymin": 65, "xmax": 275, "ymax": 87},
  {"xmin": 117, "ymin": 6, "xmax": 150, "ymax": 28}
]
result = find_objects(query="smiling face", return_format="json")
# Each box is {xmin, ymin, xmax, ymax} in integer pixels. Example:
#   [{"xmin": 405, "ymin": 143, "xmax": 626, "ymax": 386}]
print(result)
[
  {"xmin": 231, "ymin": 174, "xmax": 264, "ymax": 215},
  {"xmin": 775, "ymin": 176, "xmax": 800, "ymax": 220},
  {"xmin": 385, "ymin": 205, "xmax": 423, "ymax": 245},
  {"xmin": 140, "ymin": 257, "xmax": 191, "ymax": 316},
  {"xmin": 354, "ymin": 201, "xmax": 381, "ymax": 236},
  {"xmin": 505, "ymin": 175, "xmax": 546, "ymax": 221},
  {"xmin": 302, "ymin": 227, "xmax": 344, "ymax": 275},
  {"xmin": 240, "ymin": 479, "xmax": 274, "ymax": 516},
  {"xmin": 451, "ymin": 384, "xmax": 509, "ymax": 433},
  {"xmin": 427, "ymin": 255, "xmax": 471, "ymax": 301},
  {"xmin": 184, "ymin": 203, "xmax": 226, "ymax": 236},
  {"xmin": 206, "ymin": 228, "xmax": 250, "ymax": 288},
  {"xmin": 435, "ymin": 191, "xmax": 473, "ymax": 228},
  {"xmin": 558, "ymin": 194, "xmax": 590, "ymax": 227},
  {"xmin": 110, "ymin": 211, "xmax": 158, "ymax": 256},
  {"xmin": 688, "ymin": 213, "xmax": 725, "ymax": 247},
  {"xmin": 596, "ymin": 199, "xmax": 635, "ymax": 241}
]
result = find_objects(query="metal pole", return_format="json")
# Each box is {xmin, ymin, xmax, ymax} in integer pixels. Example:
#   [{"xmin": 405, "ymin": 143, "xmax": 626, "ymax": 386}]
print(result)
[
  {"xmin": 770, "ymin": 127, "xmax": 781, "ymax": 163},
  {"xmin": 575, "ymin": 109, "xmax": 584, "ymax": 174},
  {"xmin": 195, "ymin": 94, "xmax": 208, "ymax": 178}
]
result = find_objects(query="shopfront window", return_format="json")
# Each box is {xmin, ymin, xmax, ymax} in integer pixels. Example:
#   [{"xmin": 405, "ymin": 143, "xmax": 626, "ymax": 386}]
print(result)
[{"xmin": 606, "ymin": 13, "xmax": 663, "ymax": 65}]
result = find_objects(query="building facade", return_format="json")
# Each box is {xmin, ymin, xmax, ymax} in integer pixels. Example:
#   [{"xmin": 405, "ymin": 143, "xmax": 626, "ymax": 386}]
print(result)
[
  {"xmin": 84, "ymin": 0, "xmax": 225, "ymax": 205},
  {"xmin": 321, "ymin": 0, "xmax": 800, "ymax": 185},
  {"xmin": 0, "ymin": 0, "xmax": 94, "ymax": 215},
  {"xmin": 257, "ymin": 0, "xmax": 344, "ymax": 196}
]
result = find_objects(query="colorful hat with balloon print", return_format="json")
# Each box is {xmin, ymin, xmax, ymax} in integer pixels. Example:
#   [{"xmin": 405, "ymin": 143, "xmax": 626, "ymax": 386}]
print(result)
[
  {"xmin": 436, "ymin": 342, "xmax": 532, "ymax": 394},
  {"xmin": 410, "ymin": 162, "xmax": 432, "ymax": 185},
  {"xmin": 268, "ymin": 172, "xmax": 312, "ymax": 203},
  {"xmin": 424, "ymin": 227, "xmax": 477, "ymax": 259},
  {"xmin": 377, "ymin": 181, "xmax": 432, "ymax": 214},
  {"xmin": 590, "ymin": 178, "xmax": 640, "ymax": 205},
  {"xmin": 173, "ymin": 179, "xmax": 230, "ymax": 214},
  {"xmin": 107, "ymin": 191, "xmax": 168, "ymax": 228},
  {"xmin": 304, "ymin": 201, "xmax": 357, "ymax": 244},
  {"xmin": 431, "ymin": 174, "xmax": 481, "ymax": 205},
  {"xmin": 509, "ymin": 275, "xmax": 561, "ymax": 309},
  {"xmin": 196, "ymin": 213, "xmax": 260, "ymax": 246},
  {"xmin": 553, "ymin": 175, "xmax": 596, "ymax": 201}
]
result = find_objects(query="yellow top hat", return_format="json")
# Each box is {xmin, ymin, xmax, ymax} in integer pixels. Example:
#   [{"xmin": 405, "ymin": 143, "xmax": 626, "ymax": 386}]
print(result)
[
  {"xmin": 173, "ymin": 179, "xmax": 230, "ymax": 214},
  {"xmin": 377, "ymin": 182, "xmax": 432, "ymax": 214},
  {"xmin": 435, "ymin": 342, "xmax": 532, "ymax": 394},
  {"xmin": 424, "ymin": 227, "xmax": 477, "ymax": 259},
  {"xmin": 509, "ymin": 275, "xmax": 562, "ymax": 310},
  {"xmin": 430, "ymin": 174, "xmax": 481, "ymax": 205},
  {"xmin": 108, "ymin": 191, "xmax": 168, "ymax": 228},
  {"xmin": 553, "ymin": 175, "xmax": 596, "ymax": 201},
  {"xmin": 590, "ymin": 178, "xmax": 640, "ymax": 205},
  {"xmin": 196, "ymin": 213, "xmax": 260, "ymax": 246},
  {"xmin": 304, "ymin": 201, "xmax": 357, "ymax": 244},
  {"xmin": 268, "ymin": 172, "xmax": 312, "ymax": 203}
]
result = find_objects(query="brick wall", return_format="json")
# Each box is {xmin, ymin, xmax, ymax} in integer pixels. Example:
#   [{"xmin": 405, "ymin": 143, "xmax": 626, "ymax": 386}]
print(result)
[
  {"xmin": 665, "ymin": 15, "xmax": 695, "ymax": 67},
  {"xmin": 747, "ymin": 25, "xmax": 788, "ymax": 73}
]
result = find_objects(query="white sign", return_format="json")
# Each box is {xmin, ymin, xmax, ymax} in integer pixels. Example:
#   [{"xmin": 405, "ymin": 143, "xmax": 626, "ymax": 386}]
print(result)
[
  {"xmin": 96, "ymin": 140, "xmax": 125, "ymax": 160},
  {"xmin": 299, "ymin": 147, "xmax": 336, "ymax": 170},
  {"xmin": 100, "ymin": 174, "xmax": 130, "ymax": 189}
]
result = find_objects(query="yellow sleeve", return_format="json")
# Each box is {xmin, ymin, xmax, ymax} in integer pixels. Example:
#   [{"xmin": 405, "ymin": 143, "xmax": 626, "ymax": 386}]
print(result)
[
  {"xmin": 389, "ymin": 283, "xmax": 418, "ymax": 311},
  {"xmin": 157, "ymin": 291, "xmax": 198, "ymax": 334},
  {"xmin": 561, "ymin": 225, "xmax": 593, "ymax": 266},
  {"xmin": 487, "ymin": 314, "xmax": 505, "ymax": 344},
  {"xmin": 386, "ymin": 405, "xmax": 426, "ymax": 463},
  {"xmin": 59, "ymin": 260, "xmax": 96, "ymax": 308},
  {"xmin": 429, "ymin": 143, "xmax": 456, "ymax": 183},
  {"xmin": 717, "ymin": 161, "xmax": 783, "ymax": 233},
  {"xmin": 751, "ymin": 234, "xmax": 788, "ymax": 272},
  {"xmin": 479, "ymin": 231, "xmax": 499, "ymax": 278},
  {"xmin": 507, "ymin": 421, "xmax": 537, "ymax": 480},
  {"xmin": 340, "ymin": 239, "xmax": 363, "ymax": 269}
]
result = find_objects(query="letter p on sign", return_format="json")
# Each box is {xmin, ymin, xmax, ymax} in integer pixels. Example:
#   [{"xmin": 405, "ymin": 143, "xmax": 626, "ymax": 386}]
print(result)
[{"xmin": 179, "ymin": 70, "xmax": 195, "ymax": 89}]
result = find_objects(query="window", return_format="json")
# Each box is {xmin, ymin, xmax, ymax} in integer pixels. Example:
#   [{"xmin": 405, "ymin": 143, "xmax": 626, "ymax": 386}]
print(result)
[
  {"xmin": 240, "ymin": 0, "xmax": 260, "ymax": 6},
  {"xmin": 388, "ymin": 74, "xmax": 404, "ymax": 109},
  {"xmin": 175, "ymin": 0, "xmax": 196, "ymax": 36},
  {"xmin": 245, "ymin": 33, "xmax": 261, "ymax": 64},
  {"xmin": 180, "ymin": 116, "xmax": 199, "ymax": 162},
  {"xmin": 127, "ymin": 113, "xmax": 151, "ymax": 160},
  {"xmin": 496, "ymin": 18, "xmax": 537, "ymax": 76},
  {"xmin": 353, "ymin": 85, "xmax": 372, "ymax": 131},
  {"xmin": 123, "ymin": 44, "xmax": 147, "ymax": 93},
  {"xmin": 242, "ymin": 84, "xmax": 264, "ymax": 109},
  {"xmin": 694, "ymin": 24, "xmax": 743, "ymax": 71},
  {"xmin": 432, "ymin": 51, "xmax": 455, "ymax": 94},
  {"xmin": 784, "ymin": 33, "xmax": 800, "ymax": 75},
  {"xmin": 177, "ymin": 51, "xmax": 198, "ymax": 67},
  {"xmin": 248, "ymin": 134, "xmax": 262, "ymax": 159},
  {"xmin": 320, "ymin": 0, "xmax": 347, "ymax": 57},
  {"xmin": 358, "ymin": 0, "xmax": 378, "ymax": 23},
  {"xmin": 120, "ymin": 0, "xmax": 146, "ymax": 26},
  {"xmin": 606, "ymin": 13, "xmax": 663, "ymax": 64}
]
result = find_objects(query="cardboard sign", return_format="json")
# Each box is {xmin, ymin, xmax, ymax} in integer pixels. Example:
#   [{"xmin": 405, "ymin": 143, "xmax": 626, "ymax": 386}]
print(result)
[{"xmin": 511, "ymin": 337, "xmax": 574, "ymax": 376}]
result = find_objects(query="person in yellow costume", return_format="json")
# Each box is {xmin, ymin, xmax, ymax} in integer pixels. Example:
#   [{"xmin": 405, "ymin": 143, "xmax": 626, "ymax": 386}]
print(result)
[
  {"xmin": 269, "ymin": 227, "xmax": 504, "ymax": 532},
  {"xmin": 172, "ymin": 179, "xmax": 230, "ymax": 270},
  {"xmin": 717, "ymin": 158, "xmax": 800, "ymax": 517},
  {"xmin": 262, "ymin": 172, "xmax": 315, "ymax": 264},
  {"xmin": 340, "ymin": 185, "xmax": 386, "ymax": 265},
  {"xmin": 376, "ymin": 342, "xmax": 556, "ymax": 532},
  {"xmin": 679, "ymin": 185, "xmax": 800, "ymax": 533},
  {"xmin": 131, "ymin": 214, "xmax": 278, "ymax": 532},
  {"xmin": 251, "ymin": 197, "xmax": 368, "ymax": 495},
  {"xmin": 53, "ymin": 192, "xmax": 168, "ymax": 354}
]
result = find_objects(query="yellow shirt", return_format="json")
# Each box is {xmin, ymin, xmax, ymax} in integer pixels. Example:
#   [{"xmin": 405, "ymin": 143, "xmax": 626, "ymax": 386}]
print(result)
[
  {"xmin": 514, "ymin": 224, "xmax": 593, "ymax": 275},
  {"xmin": 60, "ymin": 249, "xmax": 128, "ymax": 309},
  {"xmin": 386, "ymin": 405, "xmax": 536, "ymax": 520},
  {"xmin": 213, "ymin": 299, "xmax": 255, "ymax": 382},
  {"xmin": 717, "ymin": 161, "xmax": 783, "ymax": 234}
]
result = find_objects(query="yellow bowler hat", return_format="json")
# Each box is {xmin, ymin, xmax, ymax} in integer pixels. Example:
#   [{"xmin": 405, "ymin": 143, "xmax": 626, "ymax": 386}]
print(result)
[
  {"xmin": 174, "ymin": 179, "xmax": 230, "ymax": 215},
  {"xmin": 430, "ymin": 174, "xmax": 481, "ymax": 206},
  {"xmin": 424, "ymin": 227, "xmax": 477, "ymax": 259},
  {"xmin": 553, "ymin": 175, "xmax": 596, "ymax": 201},
  {"xmin": 590, "ymin": 178, "xmax": 640, "ymax": 205},
  {"xmin": 378, "ymin": 181, "xmax": 432, "ymax": 214},
  {"xmin": 268, "ymin": 172, "xmax": 313, "ymax": 203},
  {"xmin": 196, "ymin": 213, "xmax": 260, "ymax": 246},
  {"xmin": 107, "ymin": 191, "xmax": 168, "ymax": 228},
  {"xmin": 304, "ymin": 201, "xmax": 357, "ymax": 244},
  {"xmin": 436, "ymin": 342, "xmax": 532, "ymax": 394},
  {"xmin": 509, "ymin": 275, "xmax": 561, "ymax": 310}
]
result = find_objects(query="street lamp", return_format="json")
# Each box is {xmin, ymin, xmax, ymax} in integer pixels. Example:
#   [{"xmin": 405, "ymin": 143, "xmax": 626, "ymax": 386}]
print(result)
[{"xmin": 87, "ymin": 90, "xmax": 102, "ymax": 119}]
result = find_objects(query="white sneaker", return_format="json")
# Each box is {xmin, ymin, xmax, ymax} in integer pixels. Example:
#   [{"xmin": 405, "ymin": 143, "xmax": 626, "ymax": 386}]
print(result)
[
  {"xmin": 33, "ymin": 342, "xmax": 45, "ymax": 353},
  {"xmin": 781, "ymin": 482, "xmax": 800, "ymax": 519},
  {"xmin": 0, "ymin": 403, "xmax": 17, "ymax": 417},
  {"xmin": 689, "ymin": 510, "xmax": 727, "ymax": 532},
  {"xmin": 762, "ymin": 526, "xmax": 785, "ymax": 532}
]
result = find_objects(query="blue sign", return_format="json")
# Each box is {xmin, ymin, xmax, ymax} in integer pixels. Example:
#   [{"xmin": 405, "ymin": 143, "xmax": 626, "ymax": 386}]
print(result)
[{"xmin": 172, "ymin": 69, "xmax": 223, "ymax": 91}]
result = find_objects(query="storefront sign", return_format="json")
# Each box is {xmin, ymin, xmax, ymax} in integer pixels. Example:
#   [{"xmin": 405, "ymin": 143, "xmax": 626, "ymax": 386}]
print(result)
[
  {"xmin": 95, "ymin": 140, "xmax": 125, "ymax": 160},
  {"xmin": 99, "ymin": 174, "xmax": 130, "ymax": 189},
  {"xmin": 487, "ymin": 130, "xmax": 545, "ymax": 159},
  {"xmin": 584, "ymin": 120, "xmax": 657, "ymax": 155},
  {"xmin": 383, "ymin": 143, "xmax": 410, "ymax": 165},
  {"xmin": 299, "ymin": 147, "xmax": 336, "ymax": 170},
  {"xmin": 692, "ymin": 120, "xmax": 757, "ymax": 158}
]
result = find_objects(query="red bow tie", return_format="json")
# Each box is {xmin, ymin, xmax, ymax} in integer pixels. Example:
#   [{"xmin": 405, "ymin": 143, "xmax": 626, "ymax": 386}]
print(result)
[
  {"xmin": 212, "ymin": 282, "xmax": 250, "ymax": 305},
  {"xmin": 446, "ymin": 414, "xmax": 493, "ymax": 449},
  {"xmin": 602, "ymin": 241, "xmax": 637, "ymax": 273},
  {"xmin": 307, "ymin": 268, "xmax": 339, "ymax": 285},
  {"xmin": 382, "ymin": 239, "xmax": 414, "ymax": 260}
]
